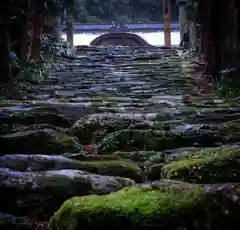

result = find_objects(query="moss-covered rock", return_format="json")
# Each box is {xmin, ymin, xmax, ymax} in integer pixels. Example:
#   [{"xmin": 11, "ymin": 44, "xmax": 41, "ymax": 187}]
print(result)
[
  {"xmin": 68, "ymin": 116, "xmax": 152, "ymax": 144},
  {"xmin": 75, "ymin": 160, "xmax": 144, "ymax": 182},
  {"xmin": 99, "ymin": 126, "xmax": 235, "ymax": 154},
  {"xmin": 99, "ymin": 129, "xmax": 185, "ymax": 153},
  {"xmin": 162, "ymin": 147, "xmax": 240, "ymax": 183},
  {"xmin": 0, "ymin": 154, "xmax": 143, "ymax": 182},
  {"xmin": 0, "ymin": 124, "xmax": 82, "ymax": 155},
  {"xmin": 48, "ymin": 180, "xmax": 240, "ymax": 230},
  {"xmin": 1, "ymin": 169, "xmax": 134, "ymax": 220}
]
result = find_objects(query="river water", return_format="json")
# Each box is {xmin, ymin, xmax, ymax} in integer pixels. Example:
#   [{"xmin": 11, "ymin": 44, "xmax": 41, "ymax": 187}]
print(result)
[{"xmin": 62, "ymin": 31, "xmax": 181, "ymax": 46}]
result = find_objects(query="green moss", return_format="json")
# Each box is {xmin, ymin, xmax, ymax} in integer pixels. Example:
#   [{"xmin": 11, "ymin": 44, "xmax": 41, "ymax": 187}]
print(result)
[
  {"xmin": 48, "ymin": 181, "xmax": 215, "ymax": 230},
  {"xmin": 78, "ymin": 160, "xmax": 144, "ymax": 182},
  {"xmin": 162, "ymin": 147, "xmax": 240, "ymax": 183}
]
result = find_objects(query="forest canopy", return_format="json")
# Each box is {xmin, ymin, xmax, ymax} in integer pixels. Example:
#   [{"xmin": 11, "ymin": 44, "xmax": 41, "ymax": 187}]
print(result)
[{"xmin": 73, "ymin": 0, "xmax": 179, "ymax": 23}]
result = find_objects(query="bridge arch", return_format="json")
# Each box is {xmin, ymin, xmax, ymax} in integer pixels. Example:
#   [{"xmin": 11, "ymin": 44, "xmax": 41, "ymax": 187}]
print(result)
[{"xmin": 90, "ymin": 32, "xmax": 153, "ymax": 46}]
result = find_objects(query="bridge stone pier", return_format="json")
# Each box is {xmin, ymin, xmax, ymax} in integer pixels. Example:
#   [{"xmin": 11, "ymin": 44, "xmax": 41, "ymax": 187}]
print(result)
[{"xmin": 90, "ymin": 32, "xmax": 152, "ymax": 47}]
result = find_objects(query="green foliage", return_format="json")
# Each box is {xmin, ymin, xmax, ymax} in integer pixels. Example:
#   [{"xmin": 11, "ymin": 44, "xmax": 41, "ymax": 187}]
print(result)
[
  {"xmin": 216, "ymin": 73, "xmax": 240, "ymax": 98},
  {"xmin": 73, "ymin": 0, "xmax": 179, "ymax": 23},
  {"xmin": 15, "ymin": 60, "xmax": 51, "ymax": 83},
  {"xmin": 11, "ymin": 33, "xmax": 73, "ymax": 84},
  {"xmin": 40, "ymin": 34, "xmax": 73, "ymax": 57}
]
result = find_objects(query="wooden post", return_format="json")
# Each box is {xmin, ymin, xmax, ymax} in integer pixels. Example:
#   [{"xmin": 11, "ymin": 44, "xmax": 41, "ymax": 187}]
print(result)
[
  {"xmin": 66, "ymin": 8, "xmax": 74, "ymax": 47},
  {"xmin": 163, "ymin": 0, "xmax": 171, "ymax": 46}
]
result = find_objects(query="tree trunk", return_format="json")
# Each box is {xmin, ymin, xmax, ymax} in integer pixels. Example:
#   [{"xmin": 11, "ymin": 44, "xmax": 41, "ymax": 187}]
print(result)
[
  {"xmin": 31, "ymin": 0, "xmax": 44, "ymax": 61},
  {"xmin": 198, "ymin": 0, "xmax": 240, "ymax": 75},
  {"xmin": 198, "ymin": 0, "xmax": 222, "ymax": 75},
  {"xmin": 208, "ymin": 0, "xmax": 222, "ymax": 75},
  {"xmin": 20, "ymin": 0, "xmax": 35, "ymax": 67},
  {"xmin": 43, "ymin": 14, "xmax": 62, "ymax": 40},
  {"xmin": 0, "ymin": 4, "xmax": 11, "ymax": 81},
  {"xmin": 52, "ymin": 16, "xmax": 62, "ymax": 40},
  {"xmin": 198, "ymin": 1, "xmax": 211, "ymax": 58},
  {"xmin": 221, "ymin": 0, "xmax": 240, "ymax": 69}
]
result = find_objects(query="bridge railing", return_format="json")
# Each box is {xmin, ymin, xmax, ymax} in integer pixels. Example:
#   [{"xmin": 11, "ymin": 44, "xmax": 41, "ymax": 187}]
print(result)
[{"xmin": 72, "ymin": 22, "xmax": 180, "ymax": 31}]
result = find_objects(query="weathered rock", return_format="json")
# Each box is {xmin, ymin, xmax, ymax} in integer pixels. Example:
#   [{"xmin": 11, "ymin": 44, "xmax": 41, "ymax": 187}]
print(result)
[
  {"xmin": 0, "ymin": 124, "xmax": 82, "ymax": 155},
  {"xmin": 0, "ymin": 169, "xmax": 134, "ymax": 220},
  {"xmin": 48, "ymin": 180, "xmax": 240, "ymax": 230},
  {"xmin": 162, "ymin": 147, "xmax": 240, "ymax": 183},
  {"xmin": 0, "ymin": 154, "xmax": 144, "ymax": 182}
]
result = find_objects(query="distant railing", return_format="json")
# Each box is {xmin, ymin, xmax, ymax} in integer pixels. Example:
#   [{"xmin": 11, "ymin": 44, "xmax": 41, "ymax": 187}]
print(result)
[{"xmin": 71, "ymin": 22, "xmax": 180, "ymax": 32}]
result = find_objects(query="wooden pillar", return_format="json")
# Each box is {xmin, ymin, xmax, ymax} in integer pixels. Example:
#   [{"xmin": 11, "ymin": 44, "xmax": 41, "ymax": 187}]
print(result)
[
  {"xmin": 163, "ymin": 0, "xmax": 171, "ymax": 46},
  {"xmin": 66, "ymin": 8, "xmax": 74, "ymax": 47}
]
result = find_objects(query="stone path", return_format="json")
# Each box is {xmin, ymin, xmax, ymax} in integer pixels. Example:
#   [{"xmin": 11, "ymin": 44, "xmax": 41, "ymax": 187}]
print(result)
[
  {"xmin": 1, "ymin": 46, "xmax": 240, "ymax": 229},
  {"xmin": 1, "ymin": 47, "xmax": 232, "ymax": 123}
]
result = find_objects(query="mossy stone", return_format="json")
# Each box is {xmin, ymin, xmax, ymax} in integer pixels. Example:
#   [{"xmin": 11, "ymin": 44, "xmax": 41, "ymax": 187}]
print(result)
[
  {"xmin": 77, "ymin": 160, "xmax": 144, "ymax": 182},
  {"xmin": 68, "ymin": 117, "xmax": 151, "ymax": 144},
  {"xmin": 48, "ymin": 180, "xmax": 240, "ymax": 230},
  {"xmin": 99, "ymin": 129, "xmax": 184, "ymax": 154},
  {"xmin": 0, "ymin": 125, "xmax": 82, "ymax": 155},
  {"xmin": 162, "ymin": 147, "xmax": 240, "ymax": 183}
]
